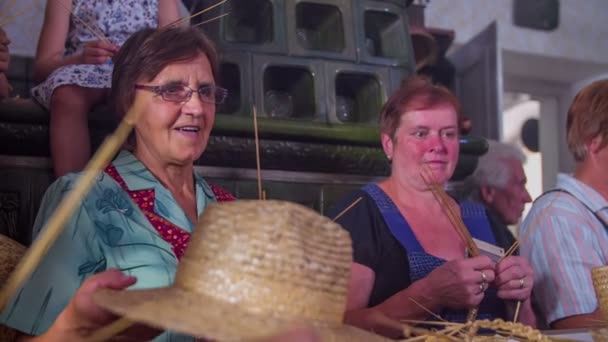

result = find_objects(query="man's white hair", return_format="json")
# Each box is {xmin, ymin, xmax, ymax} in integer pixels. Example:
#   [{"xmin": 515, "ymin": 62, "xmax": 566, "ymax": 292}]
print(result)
[{"xmin": 471, "ymin": 140, "xmax": 526, "ymax": 190}]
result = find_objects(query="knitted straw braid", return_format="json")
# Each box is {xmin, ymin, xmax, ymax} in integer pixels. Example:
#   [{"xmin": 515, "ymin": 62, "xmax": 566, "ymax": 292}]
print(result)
[{"xmin": 593, "ymin": 266, "xmax": 608, "ymax": 322}]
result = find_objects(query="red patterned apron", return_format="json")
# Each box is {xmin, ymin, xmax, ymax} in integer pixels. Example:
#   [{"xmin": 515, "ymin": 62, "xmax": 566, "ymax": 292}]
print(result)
[{"xmin": 104, "ymin": 165, "xmax": 234, "ymax": 259}]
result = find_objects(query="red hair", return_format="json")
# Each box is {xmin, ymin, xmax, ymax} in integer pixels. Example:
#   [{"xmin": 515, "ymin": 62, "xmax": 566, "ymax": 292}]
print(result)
[{"xmin": 380, "ymin": 76, "xmax": 461, "ymax": 139}]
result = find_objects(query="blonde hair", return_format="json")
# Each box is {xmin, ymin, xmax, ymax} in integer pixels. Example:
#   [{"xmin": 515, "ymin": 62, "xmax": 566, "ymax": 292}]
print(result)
[{"xmin": 566, "ymin": 79, "xmax": 608, "ymax": 162}]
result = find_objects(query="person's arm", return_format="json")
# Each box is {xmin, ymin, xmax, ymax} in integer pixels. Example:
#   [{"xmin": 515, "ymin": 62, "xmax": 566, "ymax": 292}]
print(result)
[
  {"xmin": 552, "ymin": 310, "xmax": 604, "ymax": 329},
  {"xmin": 344, "ymin": 263, "xmax": 439, "ymax": 338},
  {"xmin": 521, "ymin": 203, "xmax": 605, "ymax": 329},
  {"xmin": 345, "ymin": 257, "xmax": 496, "ymax": 339},
  {"xmin": 158, "ymin": 0, "xmax": 181, "ymax": 27},
  {"xmin": 33, "ymin": 0, "xmax": 73, "ymax": 82}
]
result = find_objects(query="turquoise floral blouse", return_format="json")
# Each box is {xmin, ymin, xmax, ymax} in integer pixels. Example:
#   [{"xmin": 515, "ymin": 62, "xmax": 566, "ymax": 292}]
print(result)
[{"xmin": 0, "ymin": 151, "xmax": 221, "ymax": 341}]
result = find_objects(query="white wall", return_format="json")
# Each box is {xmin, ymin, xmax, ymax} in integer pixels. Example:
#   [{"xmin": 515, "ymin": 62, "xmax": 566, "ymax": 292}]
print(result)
[
  {"xmin": 425, "ymin": 0, "xmax": 608, "ymax": 174},
  {"xmin": 425, "ymin": 0, "xmax": 608, "ymax": 65},
  {"xmin": 1, "ymin": 0, "xmax": 46, "ymax": 57}
]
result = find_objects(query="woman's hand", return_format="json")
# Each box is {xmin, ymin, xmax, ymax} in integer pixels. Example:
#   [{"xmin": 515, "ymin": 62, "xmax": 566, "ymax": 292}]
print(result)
[
  {"xmin": 426, "ymin": 256, "xmax": 496, "ymax": 309},
  {"xmin": 494, "ymin": 256, "xmax": 534, "ymax": 302},
  {"xmin": 46, "ymin": 269, "xmax": 161, "ymax": 341},
  {"xmin": 80, "ymin": 40, "xmax": 119, "ymax": 65}
]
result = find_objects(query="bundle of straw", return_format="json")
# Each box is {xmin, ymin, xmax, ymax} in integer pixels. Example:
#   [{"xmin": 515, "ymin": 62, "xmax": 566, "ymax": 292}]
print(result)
[
  {"xmin": 420, "ymin": 166, "xmax": 479, "ymax": 256},
  {"xmin": 420, "ymin": 165, "xmax": 480, "ymax": 321},
  {"xmin": 399, "ymin": 318, "xmax": 552, "ymax": 342}
]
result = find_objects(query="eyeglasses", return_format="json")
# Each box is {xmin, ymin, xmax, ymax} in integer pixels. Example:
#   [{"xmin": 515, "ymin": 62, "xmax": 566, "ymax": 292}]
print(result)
[{"xmin": 135, "ymin": 83, "xmax": 228, "ymax": 104}]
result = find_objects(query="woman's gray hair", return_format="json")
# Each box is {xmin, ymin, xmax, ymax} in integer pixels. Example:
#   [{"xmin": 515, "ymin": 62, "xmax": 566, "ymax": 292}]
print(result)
[{"xmin": 471, "ymin": 140, "xmax": 526, "ymax": 191}]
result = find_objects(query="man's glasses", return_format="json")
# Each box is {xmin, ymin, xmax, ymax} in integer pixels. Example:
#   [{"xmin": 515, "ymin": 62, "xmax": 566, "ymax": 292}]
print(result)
[{"xmin": 135, "ymin": 83, "xmax": 228, "ymax": 104}]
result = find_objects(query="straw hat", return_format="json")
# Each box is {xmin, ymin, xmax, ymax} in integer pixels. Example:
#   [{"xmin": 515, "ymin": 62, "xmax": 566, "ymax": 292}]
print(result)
[
  {"xmin": 94, "ymin": 200, "xmax": 390, "ymax": 341},
  {"xmin": 0, "ymin": 234, "xmax": 26, "ymax": 341},
  {"xmin": 592, "ymin": 265, "xmax": 608, "ymax": 321}
]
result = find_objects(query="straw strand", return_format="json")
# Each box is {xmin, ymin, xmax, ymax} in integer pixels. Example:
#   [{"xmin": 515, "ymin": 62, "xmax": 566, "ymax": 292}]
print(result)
[
  {"xmin": 165, "ymin": 0, "xmax": 227, "ymax": 28},
  {"xmin": 0, "ymin": 0, "xmax": 20, "ymax": 23},
  {"xmin": 331, "ymin": 197, "xmax": 363, "ymax": 222},
  {"xmin": 421, "ymin": 168, "xmax": 467, "ymax": 242},
  {"xmin": 419, "ymin": 165, "xmax": 480, "ymax": 322},
  {"xmin": 253, "ymin": 105, "xmax": 263, "ymax": 200},
  {"xmin": 513, "ymin": 300, "xmax": 522, "ymax": 322},
  {"xmin": 398, "ymin": 318, "xmax": 552, "ymax": 341},
  {"xmin": 87, "ymin": 317, "xmax": 134, "ymax": 342},
  {"xmin": 191, "ymin": 12, "xmax": 230, "ymax": 28},
  {"xmin": 420, "ymin": 166, "xmax": 479, "ymax": 256},
  {"xmin": 407, "ymin": 297, "xmax": 446, "ymax": 322},
  {"xmin": 0, "ymin": 1, "xmax": 37, "ymax": 27}
]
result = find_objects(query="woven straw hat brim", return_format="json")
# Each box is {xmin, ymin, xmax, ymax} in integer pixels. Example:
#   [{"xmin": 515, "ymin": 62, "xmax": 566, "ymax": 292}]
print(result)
[
  {"xmin": 94, "ymin": 288, "xmax": 390, "ymax": 341},
  {"xmin": 0, "ymin": 235, "xmax": 25, "ymax": 342},
  {"xmin": 0, "ymin": 234, "xmax": 26, "ymax": 284}
]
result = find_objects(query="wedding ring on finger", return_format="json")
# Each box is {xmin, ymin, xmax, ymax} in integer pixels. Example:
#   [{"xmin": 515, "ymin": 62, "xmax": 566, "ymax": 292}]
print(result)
[
  {"xmin": 478, "ymin": 282, "xmax": 487, "ymax": 294},
  {"xmin": 519, "ymin": 278, "xmax": 525, "ymax": 289},
  {"xmin": 481, "ymin": 271, "xmax": 487, "ymax": 283}
]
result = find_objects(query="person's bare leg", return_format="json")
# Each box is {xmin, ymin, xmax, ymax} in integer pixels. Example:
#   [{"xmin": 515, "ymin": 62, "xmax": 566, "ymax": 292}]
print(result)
[{"xmin": 49, "ymin": 85, "xmax": 106, "ymax": 177}]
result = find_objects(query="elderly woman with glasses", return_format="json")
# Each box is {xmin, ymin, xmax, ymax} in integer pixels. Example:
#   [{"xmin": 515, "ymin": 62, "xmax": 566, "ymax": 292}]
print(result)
[{"xmin": 0, "ymin": 27, "xmax": 236, "ymax": 342}]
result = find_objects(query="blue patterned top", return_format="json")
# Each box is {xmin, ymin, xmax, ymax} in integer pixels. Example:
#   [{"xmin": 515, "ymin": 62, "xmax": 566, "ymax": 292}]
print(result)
[{"xmin": 0, "ymin": 151, "xmax": 217, "ymax": 341}]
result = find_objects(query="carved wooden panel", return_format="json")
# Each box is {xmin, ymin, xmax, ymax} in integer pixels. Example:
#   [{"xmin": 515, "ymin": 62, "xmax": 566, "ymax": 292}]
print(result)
[{"xmin": 0, "ymin": 192, "xmax": 19, "ymax": 240}]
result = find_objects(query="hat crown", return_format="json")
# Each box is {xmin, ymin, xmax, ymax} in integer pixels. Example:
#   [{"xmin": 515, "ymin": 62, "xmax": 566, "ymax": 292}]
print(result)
[{"xmin": 174, "ymin": 200, "xmax": 352, "ymax": 325}]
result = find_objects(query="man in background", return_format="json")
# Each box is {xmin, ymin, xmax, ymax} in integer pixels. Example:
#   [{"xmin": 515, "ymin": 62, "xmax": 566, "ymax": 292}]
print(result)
[{"xmin": 469, "ymin": 140, "xmax": 532, "ymax": 251}]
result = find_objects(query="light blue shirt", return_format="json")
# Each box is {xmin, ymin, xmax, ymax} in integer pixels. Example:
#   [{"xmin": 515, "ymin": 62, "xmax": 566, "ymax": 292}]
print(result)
[
  {"xmin": 0, "ymin": 151, "xmax": 217, "ymax": 341},
  {"xmin": 521, "ymin": 173, "xmax": 608, "ymax": 327}
]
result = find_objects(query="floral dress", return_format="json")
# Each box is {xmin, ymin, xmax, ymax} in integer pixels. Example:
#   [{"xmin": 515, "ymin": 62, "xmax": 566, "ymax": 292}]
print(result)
[{"xmin": 31, "ymin": 0, "xmax": 158, "ymax": 109}]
